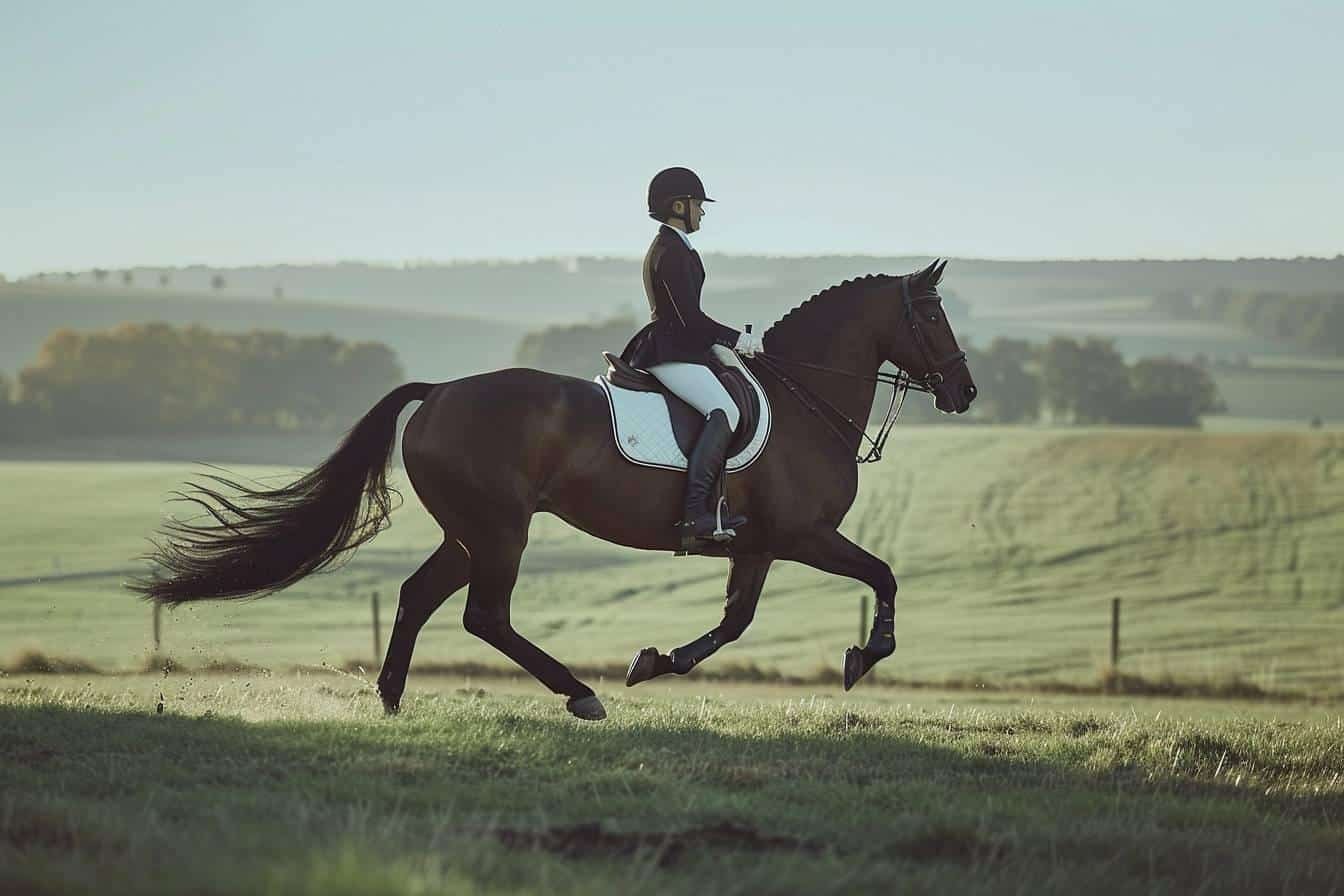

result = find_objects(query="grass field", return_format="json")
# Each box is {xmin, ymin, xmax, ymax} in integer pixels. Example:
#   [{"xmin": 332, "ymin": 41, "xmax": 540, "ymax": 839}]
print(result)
[
  {"xmin": 1, "ymin": 427, "xmax": 1342, "ymax": 698},
  {"xmin": 5, "ymin": 428, "xmax": 1344, "ymax": 894},
  {"xmin": 2, "ymin": 674, "xmax": 1341, "ymax": 894}
]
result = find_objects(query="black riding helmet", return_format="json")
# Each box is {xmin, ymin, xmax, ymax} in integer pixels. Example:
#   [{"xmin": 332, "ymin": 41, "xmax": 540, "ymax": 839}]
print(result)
[{"xmin": 647, "ymin": 167, "xmax": 715, "ymax": 221}]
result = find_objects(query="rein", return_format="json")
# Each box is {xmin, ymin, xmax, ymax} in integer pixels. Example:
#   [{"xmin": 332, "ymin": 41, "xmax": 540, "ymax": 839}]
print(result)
[
  {"xmin": 750, "ymin": 274, "xmax": 964, "ymax": 465},
  {"xmin": 751, "ymin": 352, "xmax": 918, "ymax": 464}
]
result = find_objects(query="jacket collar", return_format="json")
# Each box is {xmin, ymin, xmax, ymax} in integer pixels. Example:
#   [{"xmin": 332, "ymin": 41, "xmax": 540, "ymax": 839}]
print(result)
[{"xmin": 660, "ymin": 223, "xmax": 695, "ymax": 250}]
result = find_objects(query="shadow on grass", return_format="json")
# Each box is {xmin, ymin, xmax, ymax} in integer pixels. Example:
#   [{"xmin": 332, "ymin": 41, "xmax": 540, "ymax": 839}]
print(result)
[{"xmin": 1, "ymin": 690, "xmax": 1341, "ymax": 895}]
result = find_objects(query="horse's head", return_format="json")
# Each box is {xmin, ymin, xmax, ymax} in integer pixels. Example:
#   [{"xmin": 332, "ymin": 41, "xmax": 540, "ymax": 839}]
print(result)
[{"xmin": 885, "ymin": 260, "xmax": 977, "ymax": 414}]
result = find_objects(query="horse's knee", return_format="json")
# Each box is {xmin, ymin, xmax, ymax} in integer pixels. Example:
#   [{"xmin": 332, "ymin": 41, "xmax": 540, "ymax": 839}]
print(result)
[
  {"xmin": 397, "ymin": 578, "xmax": 442, "ymax": 628},
  {"xmin": 462, "ymin": 604, "xmax": 507, "ymax": 641},
  {"xmin": 717, "ymin": 616, "xmax": 753, "ymax": 644},
  {"xmin": 395, "ymin": 596, "xmax": 428, "ymax": 630}
]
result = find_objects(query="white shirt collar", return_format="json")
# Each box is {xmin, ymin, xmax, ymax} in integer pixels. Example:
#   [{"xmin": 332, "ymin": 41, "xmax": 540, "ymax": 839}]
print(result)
[{"xmin": 662, "ymin": 223, "xmax": 694, "ymax": 249}]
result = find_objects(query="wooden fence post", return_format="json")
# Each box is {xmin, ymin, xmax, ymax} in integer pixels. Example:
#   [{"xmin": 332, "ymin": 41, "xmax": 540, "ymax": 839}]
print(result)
[
  {"xmin": 371, "ymin": 592, "xmax": 382, "ymax": 662},
  {"xmin": 1110, "ymin": 597, "xmax": 1121, "ymax": 670},
  {"xmin": 153, "ymin": 601, "xmax": 161, "ymax": 651}
]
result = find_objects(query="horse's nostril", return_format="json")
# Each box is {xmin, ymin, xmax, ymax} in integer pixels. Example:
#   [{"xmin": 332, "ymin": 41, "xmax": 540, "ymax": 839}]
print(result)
[{"xmin": 964, "ymin": 384, "xmax": 977, "ymax": 400}]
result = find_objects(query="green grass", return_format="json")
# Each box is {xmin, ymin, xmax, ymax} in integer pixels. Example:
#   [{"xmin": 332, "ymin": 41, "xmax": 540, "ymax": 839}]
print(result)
[
  {"xmin": 1, "ymin": 675, "xmax": 1341, "ymax": 895},
  {"xmin": 2, "ymin": 428, "xmax": 1343, "ymax": 698}
]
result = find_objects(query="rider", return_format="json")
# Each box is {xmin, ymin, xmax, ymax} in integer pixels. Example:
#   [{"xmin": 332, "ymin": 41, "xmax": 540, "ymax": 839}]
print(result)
[{"xmin": 625, "ymin": 166, "xmax": 765, "ymax": 544}]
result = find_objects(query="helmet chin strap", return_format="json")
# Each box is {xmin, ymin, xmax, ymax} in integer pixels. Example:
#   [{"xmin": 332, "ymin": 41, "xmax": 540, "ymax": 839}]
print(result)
[{"xmin": 669, "ymin": 199, "xmax": 695, "ymax": 234}]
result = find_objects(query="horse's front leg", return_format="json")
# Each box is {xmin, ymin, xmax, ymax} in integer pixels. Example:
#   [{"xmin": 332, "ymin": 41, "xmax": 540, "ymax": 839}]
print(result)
[
  {"xmin": 782, "ymin": 528, "xmax": 896, "ymax": 690},
  {"xmin": 625, "ymin": 553, "xmax": 773, "ymax": 686}
]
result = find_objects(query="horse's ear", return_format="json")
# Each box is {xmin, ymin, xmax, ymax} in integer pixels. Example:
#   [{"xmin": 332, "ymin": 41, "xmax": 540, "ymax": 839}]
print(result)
[
  {"xmin": 915, "ymin": 259, "xmax": 939, "ymax": 287},
  {"xmin": 933, "ymin": 258, "xmax": 948, "ymax": 284}
]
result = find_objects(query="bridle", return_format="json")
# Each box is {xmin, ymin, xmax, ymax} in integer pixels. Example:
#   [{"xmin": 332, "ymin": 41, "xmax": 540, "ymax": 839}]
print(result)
[
  {"xmin": 751, "ymin": 275, "xmax": 967, "ymax": 464},
  {"xmin": 899, "ymin": 274, "xmax": 967, "ymax": 390}
]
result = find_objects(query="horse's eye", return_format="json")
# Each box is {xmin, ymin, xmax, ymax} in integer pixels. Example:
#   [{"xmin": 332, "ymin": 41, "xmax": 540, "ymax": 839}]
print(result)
[{"xmin": 928, "ymin": 312, "xmax": 940, "ymax": 323}]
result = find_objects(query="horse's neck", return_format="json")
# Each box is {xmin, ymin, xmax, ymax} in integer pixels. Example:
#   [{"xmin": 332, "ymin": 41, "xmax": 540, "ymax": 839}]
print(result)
[{"xmin": 768, "ymin": 315, "xmax": 883, "ymax": 458}]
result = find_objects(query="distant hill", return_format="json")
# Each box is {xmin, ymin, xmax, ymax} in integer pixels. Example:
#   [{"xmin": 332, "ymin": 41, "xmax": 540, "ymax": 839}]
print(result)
[
  {"xmin": 0, "ymin": 284, "xmax": 525, "ymax": 382},
  {"xmin": 22, "ymin": 255, "xmax": 1343, "ymax": 362},
  {"xmin": 28, "ymin": 254, "xmax": 1344, "ymax": 314}
]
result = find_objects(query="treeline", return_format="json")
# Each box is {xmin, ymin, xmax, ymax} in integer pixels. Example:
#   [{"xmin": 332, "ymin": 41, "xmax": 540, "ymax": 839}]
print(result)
[
  {"xmin": 514, "ymin": 314, "xmax": 639, "ymax": 380},
  {"xmin": 513, "ymin": 319, "xmax": 1224, "ymax": 427},
  {"xmin": 0, "ymin": 323, "xmax": 404, "ymax": 438},
  {"xmin": 1165, "ymin": 290, "xmax": 1344, "ymax": 355},
  {"xmin": 958, "ymin": 336, "xmax": 1224, "ymax": 426}
]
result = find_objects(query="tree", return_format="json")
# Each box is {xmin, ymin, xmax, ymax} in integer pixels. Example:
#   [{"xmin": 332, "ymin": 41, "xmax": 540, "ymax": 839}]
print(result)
[
  {"xmin": 159, "ymin": 272, "xmax": 171, "ymax": 288},
  {"xmin": 122, "ymin": 270, "xmax": 134, "ymax": 286},
  {"xmin": 211, "ymin": 274, "xmax": 226, "ymax": 291},
  {"xmin": 9, "ymin": 323, "xmax": 405, "ymax": 438},
  {"xmin": 1118, "ymin": 358, "xmax": 1225, "ymax": 426},
  {"xmin": 93, "ymin": 268, "xmax": 109, "ymax": 284},
  {"xmin": 965, "ymin": 338, "xmax": 1039, "ymax": 423},
  {"xmin": 1039, "ymin": 336, "xmax": 1131, "ymax": 424}
]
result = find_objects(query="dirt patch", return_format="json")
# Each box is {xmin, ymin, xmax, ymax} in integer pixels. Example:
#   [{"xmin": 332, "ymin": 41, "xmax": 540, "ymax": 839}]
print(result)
[
  {"xmin": 9, "ymin": 748, "xmax": 57, "ymax": 766},
  {"xmin": 2, "ymin": 649, "xmax": 101, "ymax": 675},
  {"xmin": 891, "ymin": 825, "xmax": 1012, "ymax": 865},
  {"xmin": 1067, "ymin": 717, "xmax": 1106, "ymax": 738},
  {"xmin": 2, "ymin": 809, "xmax": 120, "ymax": 855},
  {"xmin": 490, "ymin": 821, "xmax": 821, "ymax": 866}
]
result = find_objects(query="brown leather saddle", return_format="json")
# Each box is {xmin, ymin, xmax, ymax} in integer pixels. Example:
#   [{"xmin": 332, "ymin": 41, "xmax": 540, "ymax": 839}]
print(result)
[{"xmin": 601, "ymin": 352, "xmax": 761, "ymax": 459}]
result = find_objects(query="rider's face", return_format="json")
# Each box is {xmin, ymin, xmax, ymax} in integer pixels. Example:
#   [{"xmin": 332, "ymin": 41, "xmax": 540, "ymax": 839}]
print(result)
[
  {"xmin": 688, "ymin": 198, "xmax": 705, "ymax": 231},
  {"xmin": 674, "ymin": 198, "xmax": 705, "ymax": 232}
]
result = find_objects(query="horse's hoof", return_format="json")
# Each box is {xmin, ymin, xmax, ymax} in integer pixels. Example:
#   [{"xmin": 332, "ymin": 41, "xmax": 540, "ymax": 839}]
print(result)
[
  {"xmin": 566, "ymin": 695, "xmax": 607, "ymax": 721},
  {"xmin": 843, "ymin": 646, "xmax": 868, "ymax": 691},
  {"xmin": 379, "ymin": 690, "xmax": 402, "ymax": 716},
  {"xmin": 626, "ymin": 647, "xmax": 660, "ymax": 687}
]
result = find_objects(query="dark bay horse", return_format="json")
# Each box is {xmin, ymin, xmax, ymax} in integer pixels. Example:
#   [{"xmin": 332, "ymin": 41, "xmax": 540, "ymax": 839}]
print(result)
[{"xmin": 132, "ymin": 260, "xmax": 977, "ymax": 720}]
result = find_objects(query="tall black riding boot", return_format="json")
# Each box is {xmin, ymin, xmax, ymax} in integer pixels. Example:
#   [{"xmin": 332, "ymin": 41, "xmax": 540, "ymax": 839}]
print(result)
[{"xmin": 677, "ymin": 409, "xmax": 747, "ymax": 546}]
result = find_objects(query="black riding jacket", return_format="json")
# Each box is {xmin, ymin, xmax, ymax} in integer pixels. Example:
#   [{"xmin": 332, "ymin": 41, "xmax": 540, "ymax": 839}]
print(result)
[{"xmin": 623, "ymin": 224, "xmax": 740, "ymax": 369}]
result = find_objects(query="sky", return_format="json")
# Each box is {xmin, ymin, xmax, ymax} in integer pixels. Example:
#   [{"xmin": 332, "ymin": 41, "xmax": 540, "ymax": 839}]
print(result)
[{"xmin": 2, "ymin": 1, "xmax": 1341, "ymax": 275}]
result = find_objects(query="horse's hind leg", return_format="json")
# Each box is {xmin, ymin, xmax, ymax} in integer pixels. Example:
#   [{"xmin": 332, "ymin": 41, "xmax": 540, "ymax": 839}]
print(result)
[
  {"xmin": 461, "ymin": 526, "xmax": 605, "ymax": 721},
  {"xmin": 626, "ymin": 554, "xmax": 773, "ymax": 687},
  {"xmin": 377, "ymin": 539, "xmax": 471, "ymax": 714}
]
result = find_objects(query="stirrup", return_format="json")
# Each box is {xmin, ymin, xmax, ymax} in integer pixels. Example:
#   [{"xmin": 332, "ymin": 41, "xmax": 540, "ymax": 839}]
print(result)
[
  {"xmin": 710, "ymin": 495, "xmax": 738, "ymax": 541},
  {"xmin": 674, "ymin": 497, "xmax": 740, "ymax": 555}
]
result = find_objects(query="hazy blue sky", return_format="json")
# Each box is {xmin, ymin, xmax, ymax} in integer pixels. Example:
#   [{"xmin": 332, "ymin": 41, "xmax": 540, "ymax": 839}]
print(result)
[{"xmin": 3, "ymin": 1, "xmax": 1341, "ymax": 274}]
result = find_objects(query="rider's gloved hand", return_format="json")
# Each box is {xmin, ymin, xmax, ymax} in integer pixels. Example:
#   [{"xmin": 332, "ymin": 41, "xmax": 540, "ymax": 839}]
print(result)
[{"xmin": 734, "ymin": 330, "xmax": 764, "ymax": 357}]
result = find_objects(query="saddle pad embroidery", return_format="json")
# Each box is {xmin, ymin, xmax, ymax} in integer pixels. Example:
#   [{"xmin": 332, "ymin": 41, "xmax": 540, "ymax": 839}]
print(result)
[{"xmin": 595, "ymin": 349, "xmax": 771, "ymax": 473}]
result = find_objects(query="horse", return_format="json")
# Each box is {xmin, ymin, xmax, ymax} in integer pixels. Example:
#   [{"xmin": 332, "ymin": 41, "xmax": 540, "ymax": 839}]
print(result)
[{"xmin": 131, "ymin": 259, "xmax": 977, "ymax": 721}]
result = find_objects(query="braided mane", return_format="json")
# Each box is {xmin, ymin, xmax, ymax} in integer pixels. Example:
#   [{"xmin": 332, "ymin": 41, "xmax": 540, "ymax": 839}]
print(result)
[{"xmin": 765, "ymin": 274, "xmax": 896, "ymax": 355}]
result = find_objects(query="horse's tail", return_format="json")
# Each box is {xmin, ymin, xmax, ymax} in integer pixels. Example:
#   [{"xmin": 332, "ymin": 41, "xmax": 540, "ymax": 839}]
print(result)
[{"xmin": 129, "ymin": 382, "xmax": 435, "ymax": 606}]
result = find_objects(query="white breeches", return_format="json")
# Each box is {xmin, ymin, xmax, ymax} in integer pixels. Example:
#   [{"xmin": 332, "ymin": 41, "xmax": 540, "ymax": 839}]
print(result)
[{"xmin": 647, "ymin": 362, "xmax": 740, "ymax": 431}]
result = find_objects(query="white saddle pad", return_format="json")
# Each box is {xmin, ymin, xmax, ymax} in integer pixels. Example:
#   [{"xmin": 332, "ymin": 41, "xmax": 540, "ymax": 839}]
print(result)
[{"xmin": 595, "ymin": 345, "xmax": 772, "ymax": 473}]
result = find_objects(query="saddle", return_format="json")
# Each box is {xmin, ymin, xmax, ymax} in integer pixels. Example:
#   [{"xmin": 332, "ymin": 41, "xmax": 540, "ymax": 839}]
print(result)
[{"xmin": 594, "ymin": 346, "xmax": 771, "ymax": 473}]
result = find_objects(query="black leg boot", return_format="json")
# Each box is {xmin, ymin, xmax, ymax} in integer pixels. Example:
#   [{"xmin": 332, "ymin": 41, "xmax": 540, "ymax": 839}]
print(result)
[{"xmin": 676, "ymin": 409, "xmax": 747, "ymax": 550}]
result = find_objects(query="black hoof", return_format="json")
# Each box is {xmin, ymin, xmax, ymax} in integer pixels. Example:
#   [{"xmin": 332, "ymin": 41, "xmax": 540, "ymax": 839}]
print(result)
[
  {"xmin": 626, "ymin": 647, "xmax": 660, "ymax": 687},
  {"xmin": 380, "ymin": 692, "xmax": 402, "ymax": 715},
  {"xmin": 566, "ymin": 695, "xmax": 607, "ymax": 721},
  {"xmin": 843, "ymin": 646, "xmax": 869, "ymax": 691}
]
